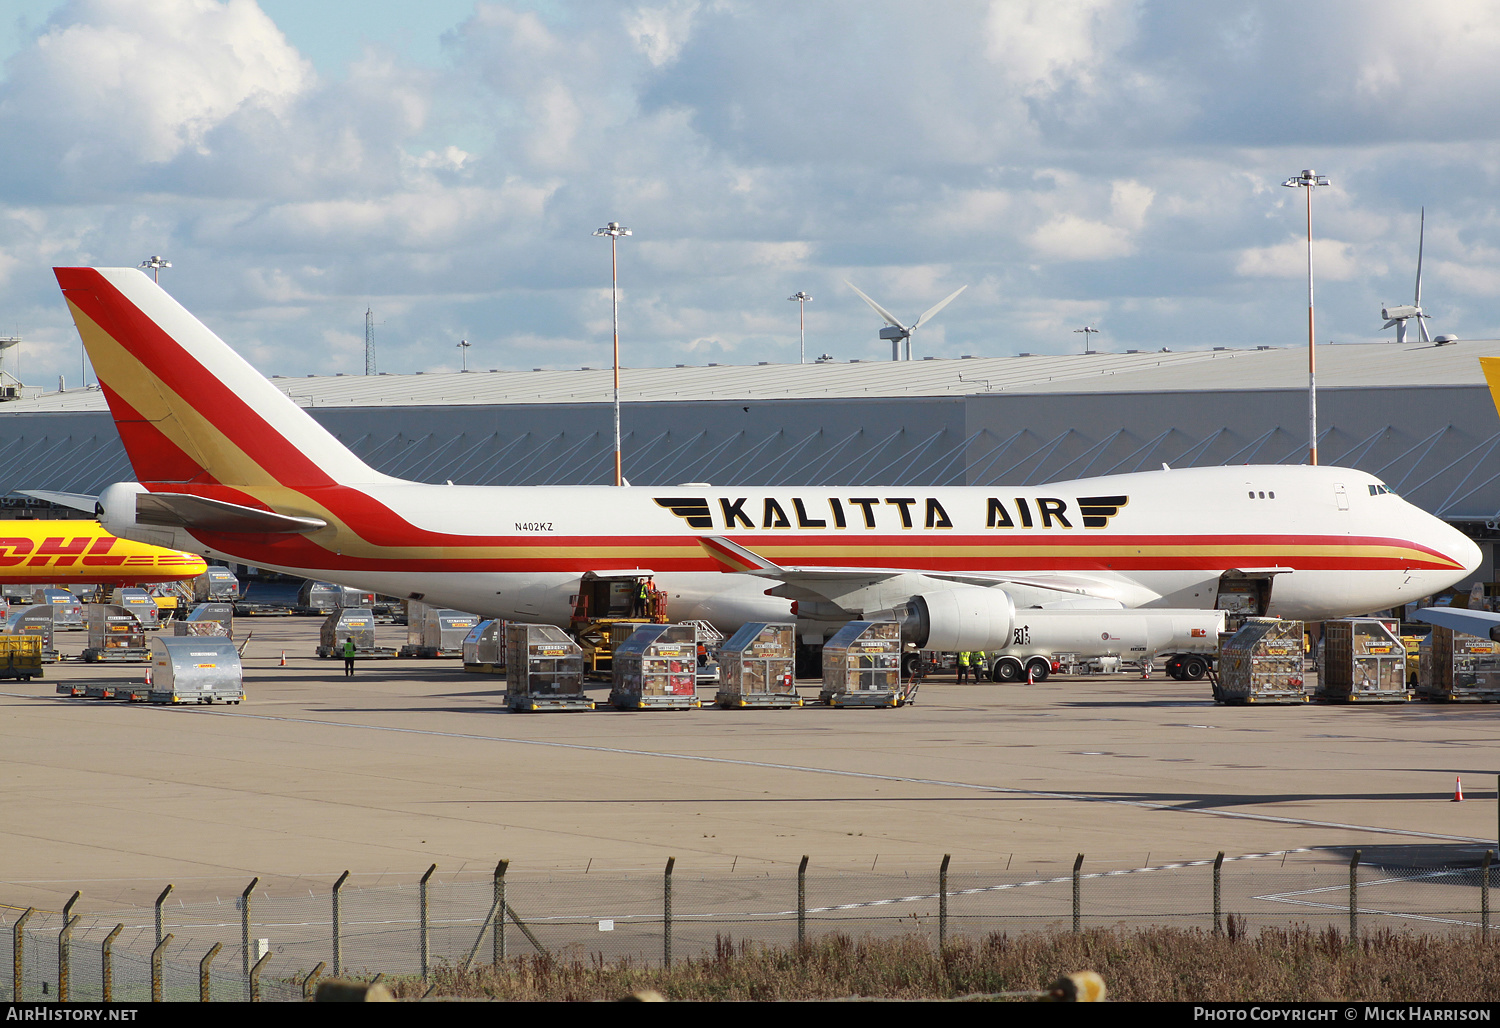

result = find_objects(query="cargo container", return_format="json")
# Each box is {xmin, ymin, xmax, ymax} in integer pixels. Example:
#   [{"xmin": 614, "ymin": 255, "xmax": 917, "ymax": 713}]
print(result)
[
  {"xmin": 193, "ymin": 566, "xmax": 241, "ymax": 603},
  {"xmin": 295, "ymin": 580, "xmax": 375, "ymax": 615},
  {"xmin": 1317, "ymin": 619, "xmax": 1409, "ymax": 702},
  {"xmin": 171, "ymin": 619, "xmax": 228, "ymax": 638},
  {"xmin": 82, "ymin": 604, "xmax": 149, "ymax": 662},
  {"xmin": 32, "ymin": 588, "xmax": 83, "ymax": 630},
  {"xmin": 609, "ymin": 623, "xmax": 700, "ymax": 709},
  {"xmin": 146, "ymin": 636, "xmax": 244, "ymax": 704},
  {"xmin": 316, "ymin": 607, "xmax": 395, "ymax": 658},
  {"xmin": 401, "ymin": 602, "xmax": 480, "ymax": 657},
  {"xmin": 820, "ymin": 620, "xmax": 904, "ymax": 707},
  {"xmin": 716, "ymin": 622, "xmax": 800, "ymax": 708},
  {"xmin": 1417, "ymin": 626, "xmax": 1500, "ymax": 702},
  {"xmin": 3, "ymin": 604, "xmax": 57, "ymax": 662},
  {"xmin": 504, "ymin": 623, "xmax": 592, "ymax": 712},
  {"xmin": 462, "ymin": 619, "xmax": 507, "ymax": 674},
  {"xmin": 110, "ymin": 587, "xmax": 159, "ymax": 630},
  {"xmin": 182, "ymin": 602, "xmax": 234, "ymax": 637},
  {"xmin": 1213, "ymin": 618, "xmax": 1309, "ymax": 704}
]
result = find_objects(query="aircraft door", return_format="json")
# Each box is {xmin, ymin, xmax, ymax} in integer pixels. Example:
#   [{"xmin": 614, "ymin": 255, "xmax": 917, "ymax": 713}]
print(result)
[{"xmin": 1214, "ymin": 571, "xmax": 1275, "ymax": 621}]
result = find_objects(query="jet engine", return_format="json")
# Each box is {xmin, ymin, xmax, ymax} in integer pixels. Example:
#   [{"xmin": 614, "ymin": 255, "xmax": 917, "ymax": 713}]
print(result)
[{"xmin": 900, "ymin": 586, "xmax": 1016, "ymax": 652}]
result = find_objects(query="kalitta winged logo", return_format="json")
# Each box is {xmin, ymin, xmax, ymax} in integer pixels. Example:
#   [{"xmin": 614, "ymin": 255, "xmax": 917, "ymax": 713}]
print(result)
[
  {"xmin": 1077, "ymin": 495, "xmax": 1129, "ymax": 529},
  {"xmin": 655, "ymin": 494, "xmax": 1130, "ymax": 531}
]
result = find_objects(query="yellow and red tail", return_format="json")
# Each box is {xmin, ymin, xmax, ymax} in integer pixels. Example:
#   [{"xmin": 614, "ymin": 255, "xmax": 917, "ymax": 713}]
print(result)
[{"xmin": 55, "ymin": 267, "xmax": 386, "ymax": 490}]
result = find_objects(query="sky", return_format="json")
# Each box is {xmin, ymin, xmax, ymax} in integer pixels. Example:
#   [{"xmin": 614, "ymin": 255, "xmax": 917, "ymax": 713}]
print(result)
[{"xmin": 2, "ymin": 0, "xmax": 1500, "ymax": 384}]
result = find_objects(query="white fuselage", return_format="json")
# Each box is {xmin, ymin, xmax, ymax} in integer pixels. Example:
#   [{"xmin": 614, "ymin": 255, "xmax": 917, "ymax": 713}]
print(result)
[{"xmin": 99, "ymin": 463, "xmax": 1481, "ymax": 634}]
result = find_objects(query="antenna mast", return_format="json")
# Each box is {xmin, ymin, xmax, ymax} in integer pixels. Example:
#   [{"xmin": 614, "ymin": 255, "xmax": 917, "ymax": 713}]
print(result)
[{"xmin": 364, "ymin": 308, "xmax": 376, "ymax": 375}]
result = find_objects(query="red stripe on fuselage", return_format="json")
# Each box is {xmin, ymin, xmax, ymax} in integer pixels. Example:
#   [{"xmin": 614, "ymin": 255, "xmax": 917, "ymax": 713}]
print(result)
[{"xmin": 177, "ymin": 527, "xmax": 1456, "ymax": 575}]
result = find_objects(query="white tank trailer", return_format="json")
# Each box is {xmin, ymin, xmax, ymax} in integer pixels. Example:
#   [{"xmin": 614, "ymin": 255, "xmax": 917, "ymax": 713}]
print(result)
[{"xmin": 901, "ymin": 604, "xmax": 1227, "ymax": 683}]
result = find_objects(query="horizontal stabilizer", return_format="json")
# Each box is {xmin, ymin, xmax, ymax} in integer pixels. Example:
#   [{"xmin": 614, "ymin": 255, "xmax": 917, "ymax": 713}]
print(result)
[
  {"xmin": 18, "ymin": 489, "xmax": 100, "ymax": 514},
  {"xmin": 137, "ymin": 492, "xmax": 327, "ymax": 534}
]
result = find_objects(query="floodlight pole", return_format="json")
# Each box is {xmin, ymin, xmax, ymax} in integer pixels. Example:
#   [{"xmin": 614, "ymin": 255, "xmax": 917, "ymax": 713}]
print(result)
[
  {"xmin": 138, "ymin": 256, "xmax": 171, "ymax": 284},
  {"xmin": 457, "ymin": 339, "xmax": 470, "ymax": 371},
  {"xmin": 1283, "ymin": 170, "xmax": 1330, "ymax": 466},
  {"xmin": 788, "ymin": 292, "xmax": 812, "ymax": 363},
  {"xmin": 594, "ymin": 222, "xmax": 632, "ymax": 486},
  {"xmin": 1074, "ymin": 326, "xmax": 1099, "ymax": 355}
]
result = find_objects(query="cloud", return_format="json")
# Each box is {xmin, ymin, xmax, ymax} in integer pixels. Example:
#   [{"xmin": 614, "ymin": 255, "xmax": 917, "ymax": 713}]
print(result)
[
  {"xmin": 1234, "ymin": 238, "xmax": 1369, "ymax": 282},
  {"xmin": 0, "ymin": 0, "xmax": 311, "ymax": 191},
  {"xmin": 1025, "ymin": 178, "xmax": 1154, "ymax": 260},
  {"xmin": 6, "ymin": 0, "xmax": 1500, "ymax": 391},
  {"xmin": 626, "ymin": 1, "xmax": 702, "ymax": 67},
  {"xmin": 983, "ymin": 0, "xmax": 1133, "ymax": 96}
]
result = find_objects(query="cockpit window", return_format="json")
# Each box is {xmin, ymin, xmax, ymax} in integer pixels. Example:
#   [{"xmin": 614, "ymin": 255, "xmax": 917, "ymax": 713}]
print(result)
[{"xmin": 1368, "ymin": 483, "xmax": 1394, "ymax": 496}]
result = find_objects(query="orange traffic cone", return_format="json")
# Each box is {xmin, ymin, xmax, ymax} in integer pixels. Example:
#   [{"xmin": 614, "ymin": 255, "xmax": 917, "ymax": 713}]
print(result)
[
  {"xmin": 144, "ymin": 666, "xmax": 152, "ymax": 686},
  {"xmin": 1454, "ymin": 776, "xmax": 1464, "ymax": 802},
  {"xmin": 279, "ymin": 651, "xmax": 286, "ymax": 666},
  {"xmin": 1026, "ymin": 665, "xmax": 1035, "ymax": 686}
]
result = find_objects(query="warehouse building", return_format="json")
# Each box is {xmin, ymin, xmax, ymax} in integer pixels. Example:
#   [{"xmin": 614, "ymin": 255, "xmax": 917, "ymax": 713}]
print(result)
[{"xmin": 3, "ymin": 337, "xmax": 1499, "ymax": 581}]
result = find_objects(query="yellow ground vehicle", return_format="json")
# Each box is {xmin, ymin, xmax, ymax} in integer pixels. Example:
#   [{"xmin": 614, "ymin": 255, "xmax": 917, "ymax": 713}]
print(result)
[{"xmin": 0, "ymin": 635, "xmax": 43, "ymax": 681}]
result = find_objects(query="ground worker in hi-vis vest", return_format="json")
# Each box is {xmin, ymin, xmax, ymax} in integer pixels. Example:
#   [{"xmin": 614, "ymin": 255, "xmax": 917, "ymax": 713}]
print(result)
[
  {"xmin": 974, "ymin": 650, "xmax": 988, "ymax": 682},
  {"xmin": 957, "ymin": 651, "xmax": 971, "ymax": 684}
]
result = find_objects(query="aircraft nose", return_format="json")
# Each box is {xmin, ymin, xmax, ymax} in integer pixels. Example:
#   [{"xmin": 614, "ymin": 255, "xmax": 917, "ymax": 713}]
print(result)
[{"xmin": 1434, "ymin": 519, "xmax": 1482, "ymax": 577}]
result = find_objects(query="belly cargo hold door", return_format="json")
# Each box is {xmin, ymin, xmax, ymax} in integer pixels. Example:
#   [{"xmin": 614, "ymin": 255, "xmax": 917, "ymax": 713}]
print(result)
[{"xmin": 1215, "ymin": 568, "xmax": 1292, "ymax": 624}]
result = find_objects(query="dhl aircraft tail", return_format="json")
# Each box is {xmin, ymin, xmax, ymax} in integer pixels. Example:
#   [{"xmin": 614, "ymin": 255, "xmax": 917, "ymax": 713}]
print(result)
[
  {"xmin": 1482, "ymin": 357, "xmax": 1500, "ymax": 424},
  {"xmin": 54, "ymin": 268, "xmax": 386, "ymax": 490}
]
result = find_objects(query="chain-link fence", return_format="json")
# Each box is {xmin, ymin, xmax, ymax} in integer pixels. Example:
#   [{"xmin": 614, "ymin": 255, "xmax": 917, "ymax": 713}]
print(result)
[{"xmin": 4, "ymin": 850, "xmax": 1497, "ymax": 1001}]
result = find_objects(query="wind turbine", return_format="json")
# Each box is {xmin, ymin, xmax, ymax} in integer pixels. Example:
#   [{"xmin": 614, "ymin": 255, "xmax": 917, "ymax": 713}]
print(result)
[
  {"xmin": 1381, "ymin": 207, "xmax": 1433, "ymax": 344},
  {"xmin": 846, "ymin": 281, "xmax": 967, "ymax": 361}
]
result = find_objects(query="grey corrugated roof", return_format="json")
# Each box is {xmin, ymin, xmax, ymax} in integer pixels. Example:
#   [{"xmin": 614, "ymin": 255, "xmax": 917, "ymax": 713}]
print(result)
[{"xmin": 6, "ymin": 337, "xmax": 1499, "ymax": 414}]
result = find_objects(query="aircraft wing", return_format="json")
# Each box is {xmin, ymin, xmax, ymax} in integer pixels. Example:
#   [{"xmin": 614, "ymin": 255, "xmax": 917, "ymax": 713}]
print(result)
[
  {"xmin": 698, "ymin": 536, "xmax": 1133, "ymax": 603},
  {"xmin": 1413, "ymin": 606, "xmax": 1500, "ymax": 642}
]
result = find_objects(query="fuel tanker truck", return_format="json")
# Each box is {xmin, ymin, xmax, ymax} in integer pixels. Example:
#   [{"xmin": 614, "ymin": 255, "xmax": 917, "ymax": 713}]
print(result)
[{"xmin": 872, "ymin": 590, "xmax": 1227, "ymax": 682}]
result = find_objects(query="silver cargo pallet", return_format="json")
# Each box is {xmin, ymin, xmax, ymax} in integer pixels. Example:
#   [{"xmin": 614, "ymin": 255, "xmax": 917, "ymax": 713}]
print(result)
[
  {"xmin": 147, "ymin": 689, "xmax": 242, "ymax": 705},
  {"xmin": 315, "ymin": 646, "xmax": 399, "ymax": 659},
  {"xmin": 57, "ymin": 683, "xmax": 152, "ymax": 701},
  {"xmin": 81, "ymin": 648, "xmax": 150, "ymax": 663},
  {"xmin": 505, "ymin": 694, "xmax": 595, "ymax": 713},
  {"xmin": 609, "ymin": 693, "xmax": 701, "ymax": 710}
]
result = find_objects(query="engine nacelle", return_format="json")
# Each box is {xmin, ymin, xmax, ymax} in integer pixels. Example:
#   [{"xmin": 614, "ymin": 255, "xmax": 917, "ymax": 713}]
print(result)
[
  {"xmin": 902, "ymin": 587, "xmax": 1015, "ymax": 652},
  {"xmin": 96, "ymin": 481, "xmax": 196, "ymax": 552}
]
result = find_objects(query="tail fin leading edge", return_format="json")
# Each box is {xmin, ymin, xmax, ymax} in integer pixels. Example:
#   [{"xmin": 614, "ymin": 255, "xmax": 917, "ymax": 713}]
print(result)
[{"xmin": 55, "ymin": 267, "xmax": 385, "ymax": 489}]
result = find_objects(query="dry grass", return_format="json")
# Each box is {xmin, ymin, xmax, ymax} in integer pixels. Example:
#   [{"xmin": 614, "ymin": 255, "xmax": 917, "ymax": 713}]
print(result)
[{"xmin": 381, "ymin": 921, "xmax": 1500, "ymax": 1002}]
